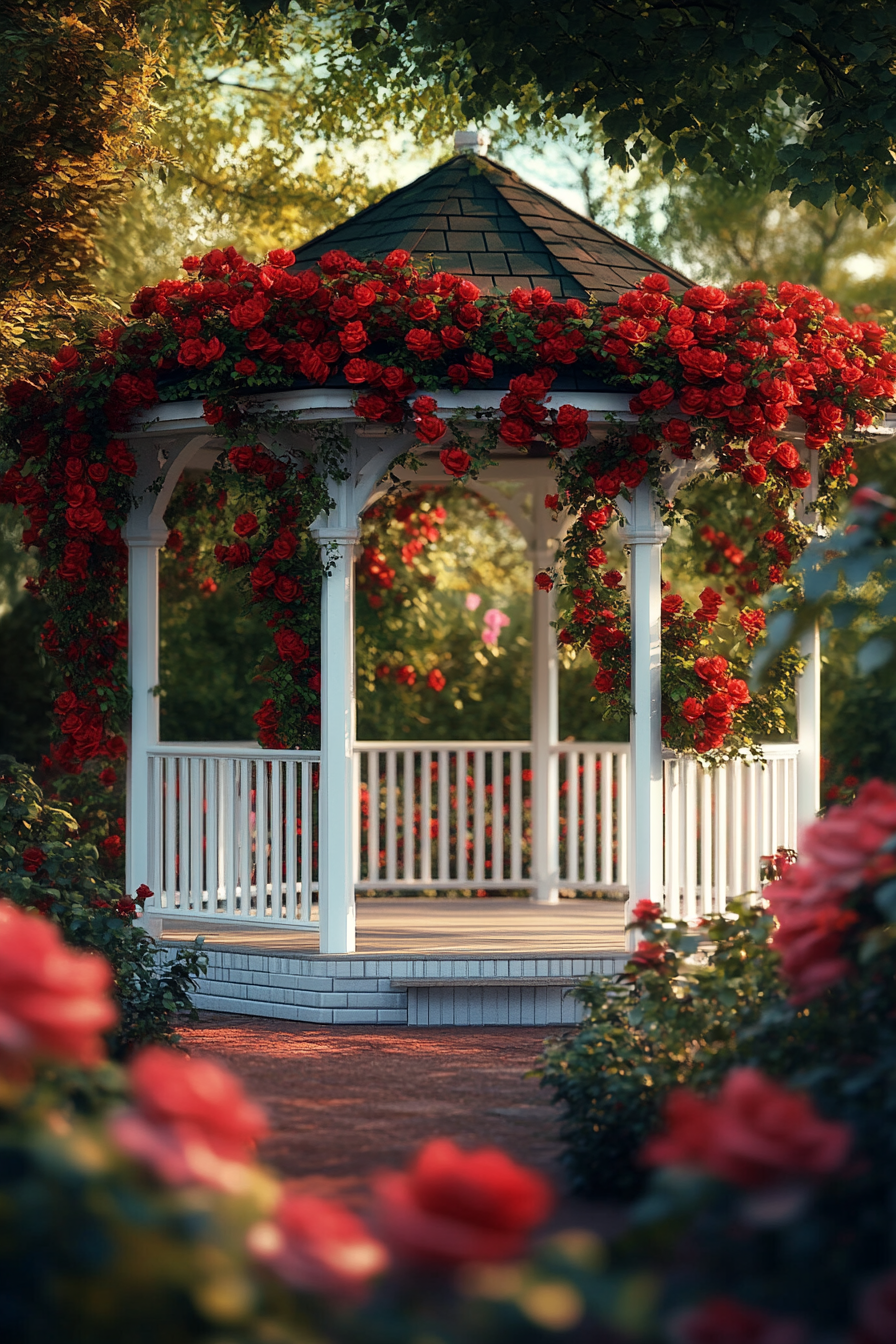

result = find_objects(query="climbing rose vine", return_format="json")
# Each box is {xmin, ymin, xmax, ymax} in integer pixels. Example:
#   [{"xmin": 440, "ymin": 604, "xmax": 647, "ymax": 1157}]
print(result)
[{"xmin": 0, "ymin": 244, "xmax": 892, "ymax": 761}]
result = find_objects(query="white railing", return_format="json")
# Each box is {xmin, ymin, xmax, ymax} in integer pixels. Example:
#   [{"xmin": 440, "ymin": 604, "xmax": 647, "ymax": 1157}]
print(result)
[
  {"xmin": 143, "ymin": 738, "xmax": 799, "ymax": 926},
  {"xmin": 146, "ymin": 744, "xmax": 320, "ymax": 926},
  {"xmin": 355, "ymin": 741, "xmax": 630, "ymax": 892},
  {"xmin": 663, "ymin": 744, "xmax": 798, "ymax": 917}
]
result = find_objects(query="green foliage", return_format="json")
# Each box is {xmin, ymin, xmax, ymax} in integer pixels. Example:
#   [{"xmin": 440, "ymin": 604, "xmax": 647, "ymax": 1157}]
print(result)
[
  {"xmin": 0, "ymin": 0, "xmax": 166, "ymax": 378},
  {"xmin": 159, "ymin": 473, "xmax": 273, "ymax": 742},
  {"xmin": 0, "ymin": 757, "xmax": 206, "ymax": 1057},
  {"xmin": 352, "ymin": 0, "xmax": 896, "ymax": 223},
  {"xmin": 538, "ymin": 901, "xmax": 782, "ymax": 1197}
]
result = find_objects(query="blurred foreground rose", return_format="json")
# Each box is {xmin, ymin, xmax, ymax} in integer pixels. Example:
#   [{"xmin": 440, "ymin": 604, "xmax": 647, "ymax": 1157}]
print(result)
[
  {"xmin": 671, "ymin": 1295, "xmax": 806, "ymax": 1344},
  {"xmin": 248, "ymin": 1189, "xmax": 388, "ymax": 1297},
  {"xmin": 642, "ymin": 1067, "xmax": 851, "ymax": 1189},
  {"xmin": 768, "ymin": 780, "xmax": 896, "ymax": 1002},
  {"xmin": 0, "ymin": 898, "xmax": 116, "ymax": 1068},
  {"xmin": 374, "ymin": 1138, "xmax": 553, "ymax": 1266},
  {"xmin": 853, "ymin": 1269, "xmax": 896, "ymax": 1344},
  {"xmin": 109, "ymin": 1044, "xmax": 268, "ymax": 1191}
]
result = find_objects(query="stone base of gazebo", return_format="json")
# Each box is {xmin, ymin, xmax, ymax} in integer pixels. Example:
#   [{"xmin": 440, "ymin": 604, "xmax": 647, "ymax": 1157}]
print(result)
[{"xmin": 154, "ymin": 898, "xmax": 628, "ymax": 1025}]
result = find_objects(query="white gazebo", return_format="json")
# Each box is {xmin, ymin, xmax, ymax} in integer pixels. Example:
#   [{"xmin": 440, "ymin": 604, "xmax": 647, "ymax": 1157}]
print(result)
[{"xmin": 123, "ymin": 145, "xmax": 820, "ymax": 1026}]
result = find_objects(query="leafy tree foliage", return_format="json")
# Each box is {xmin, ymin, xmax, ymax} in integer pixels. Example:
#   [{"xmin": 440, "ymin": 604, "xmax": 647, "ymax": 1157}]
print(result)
[
  {"xmin": 348, "ymin": 0, "xmax": 896, "ymax": 221},
  {"xmin": 0, "ymin": 0, "xmax": 166, "ymax": 378}
]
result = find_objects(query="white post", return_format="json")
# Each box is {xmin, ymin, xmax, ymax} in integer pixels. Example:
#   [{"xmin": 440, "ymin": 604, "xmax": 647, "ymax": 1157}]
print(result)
[
  {"xmin": 621, "ymin": 482, "xmax": 669, "ymax": 939},
  {"xmin": 530, "ymin": 515, "xmax": 560, "ymax": 903},
  {"xmin": 796, "ymin": 623, "xmax": 821, "ymax": 831},
  {"xmin": 795, "ymin": 447, "xmax": 822, "ymax": 834},
  {"xmin": 311, "ymin": 518, "xmax": 359, "ymax": 955},
  {"xmin": 125, "ymin": 519, "xmax": 166, "ymax": 901}
]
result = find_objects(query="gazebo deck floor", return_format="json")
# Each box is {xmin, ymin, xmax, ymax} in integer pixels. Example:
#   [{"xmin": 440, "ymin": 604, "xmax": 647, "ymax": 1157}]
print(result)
[
  {"xmin": 154, "ymin": 898, "xmax": 628, "ymax": 1027},
  {"xmin": 157, "ymin": 896, "xmax": 627, "ymax": 958}
]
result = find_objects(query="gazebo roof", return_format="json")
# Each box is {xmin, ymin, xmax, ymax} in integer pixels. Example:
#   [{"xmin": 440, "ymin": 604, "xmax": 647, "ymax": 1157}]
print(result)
[{"xmin": 290, "ymin": 153, "xmax": 690, "ymax": 303}]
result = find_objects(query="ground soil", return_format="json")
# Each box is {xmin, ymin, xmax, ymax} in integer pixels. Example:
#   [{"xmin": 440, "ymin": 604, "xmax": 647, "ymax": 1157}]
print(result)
[{"xmin": 177, "ymin": 1013, "xmax": 618, "ymax": 1232}]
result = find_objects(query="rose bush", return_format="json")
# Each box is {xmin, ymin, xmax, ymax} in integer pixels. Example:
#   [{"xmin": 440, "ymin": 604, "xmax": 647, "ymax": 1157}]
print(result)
[{"xmin": 1, "ymin": 249, "xmax": 891, "ymax": 762}]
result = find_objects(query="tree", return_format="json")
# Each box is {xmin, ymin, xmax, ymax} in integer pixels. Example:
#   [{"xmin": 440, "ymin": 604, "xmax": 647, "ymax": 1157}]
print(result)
[
  {"xmin": 96, "ymin": 0, "xmax": 470, "ymax": 301},
  {"xmin": 346, "ymin": 0, "xmax": 896, "ymax": 221},
  {"xmin": 0, "ymin": 0, "xmax": 166, "ymax": 378}
]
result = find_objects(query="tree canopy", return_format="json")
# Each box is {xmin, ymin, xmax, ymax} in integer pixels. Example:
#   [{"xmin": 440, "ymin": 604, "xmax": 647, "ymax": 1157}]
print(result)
[
  {"xmin": 346, "ymin": 0, "xmax": 896, "ymax": 222},
  {"xmin": 0, "ymin": 0, "xmax": 165, "ymax": 377}
]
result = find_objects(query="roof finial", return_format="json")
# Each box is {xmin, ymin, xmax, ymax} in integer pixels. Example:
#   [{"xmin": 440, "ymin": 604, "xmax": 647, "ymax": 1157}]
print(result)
[{"xmin": 454, "ymin": 128, "xmax": 491, "ymax": 157}]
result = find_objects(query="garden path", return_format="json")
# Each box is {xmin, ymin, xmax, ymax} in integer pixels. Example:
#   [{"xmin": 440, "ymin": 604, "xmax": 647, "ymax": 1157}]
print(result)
[{"xmin": 177, "ymin": 1013, "xmax": 619, "ymax": 1232}]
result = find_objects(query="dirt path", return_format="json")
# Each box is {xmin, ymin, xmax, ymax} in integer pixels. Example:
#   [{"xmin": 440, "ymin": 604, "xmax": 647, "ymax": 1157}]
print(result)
[{"xmin": 178, "ymin": 1014, "xmax": 571, "ymax": 1202}]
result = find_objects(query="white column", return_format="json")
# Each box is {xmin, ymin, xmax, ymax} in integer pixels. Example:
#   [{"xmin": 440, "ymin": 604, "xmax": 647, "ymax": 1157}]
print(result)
[
  {"xmin": 795, "ymin": 447, "xmax": 822, "ymax": 833},
  {"xmin": 621, "ymin": 482, "xmax": 669, "ymax": 938},
  {"xmin": 530, "ymin": 518, "xmax": 560, "ymax": 904},
  {"xmin": 125, "ymin": 520, "xmax": 165, "ymax": 900},
  {"xmin": 311, "ymin": 523, "xmax": 359, "ymax": 954},
  {"xmin": 796, "ymin": 623, "xmax": 821, "ymax": 830}
]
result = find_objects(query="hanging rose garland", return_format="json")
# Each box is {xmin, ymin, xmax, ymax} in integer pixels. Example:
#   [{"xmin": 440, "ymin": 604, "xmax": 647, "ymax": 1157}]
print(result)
[{"xmin": 0, "ymin": 244, "xmax": 892, "ymax": 764}]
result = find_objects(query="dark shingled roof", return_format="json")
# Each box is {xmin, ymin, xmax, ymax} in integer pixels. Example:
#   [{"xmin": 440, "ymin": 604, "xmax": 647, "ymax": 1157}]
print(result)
[{"xmin": 291, "ymin": 153, "xmax": 691, "ymax": 302}]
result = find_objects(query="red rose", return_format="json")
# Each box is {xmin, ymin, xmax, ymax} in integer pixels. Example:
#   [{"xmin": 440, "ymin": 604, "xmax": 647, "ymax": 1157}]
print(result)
[
  {"xmin": 427, "ymin": 668, "xmax": 446, "ymax": 692},
  {"xmin": 109, "ymin": 1044, "xmax": 267, "ymax": 1190},
  {"xmin": 274, "ymin": 628, "xmax": 310, "ymax": 663},
  {"xmin": 682, "ymin": 284, "xmax": 728, "ymax": 311},
  {"xmin": 230, "ymin": 298, "xmax": 267, "ymax": 330},
  {"xmin": 373, "ymin": 1138, "xmax": 552, "ymax": 1266},
  {"xmin": 439, "ymin": 447, "xmax": 471, "ymax": 478},
  {"xmin": 273, "ymin": 576, "xmax": 300, "ymax": 603},
  {"xmin": 249, "ymin": 1190, "xmax": 388, "ymax": 1297},
  {"xmin": 234, "ymin": 357, "xmax": 257, "ymax": 376},
  {"xmin": 642, "ymin": 1067, "xmax": 851, "ymax": 1188},
  {"xmin": 394, "ymin": 664, "xmax": 416, "ymax": 686},
  {"xmin": 467, "ymin": 353, "xmax": 493, "ymax": 380},
  {"xmin": 662, "ymin": 418, "xmax": 692, "ymax": 446},
  {"xmin": 673, "ymin": 1297, "xmax": 806, "ymax": 1344},
  {"xmin": 405, "ymin": 329, "xmax": 442, "ymax": 360},
  {"xmin": 51, "ymin": 345, "xmax": 81, "ymax": 374},
  {"xmin": 592, "ymin": 670, "xmax": 614, "ymax": 692},
  {"xmin": 415, "ymin": 415, "xmax": 447, "ymax": 445},
  {"xmin": 440, "ymin": 325, "xmax": 466, "ymax": 349},
  {"xmin": 228, "ymin": 445, "xmax": 256, "ymax": 472},
  {"xmin": 234, "ymin": 512, "xmax": 259, "ymax": 538},
  {"xmin": 355, "ymin": 393, "xmax": 390, "ymax": 421},
  {"xmin": 21, "ymin": 846, "xmax": 46, "ymax": 873},
  {"xmin": 499, "ymin": 417, "xmax": 534, "ymax": 447},
  {"xmin": 339, "ymin": 320, "xmax": 369, "ymax": 354},
  {"xmin": 630, "ymin": 899, "xmax": 663, "ymax": 925},
  {"xmin": 456, "ymin": 302, "xmax": 482, "ymax": 329},
  {"xmin": 0, "ymin": 899, "xmax": 116, "ymax": 1065},
  {"xmin": 266, "ymin": 248, "xmax": 295, "ymax": 268},
  {"xmin": 407, "ymin": 297, "xmax": 437, "ymax": 322},
  {"xmin": 447, "ymin": 363, "xmax": 469, "ymax": 385},
  {"xmin": 534, "ymin": 571, "xmax": 553, "ymax": 591},
  {"xmin": 383, "ymin": 249, "xmax": 411, "ymax": 269}
]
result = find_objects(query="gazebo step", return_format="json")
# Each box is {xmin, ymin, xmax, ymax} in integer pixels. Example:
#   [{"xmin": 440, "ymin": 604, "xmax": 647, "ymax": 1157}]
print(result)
[{"xmin": 391, "ymin": 976, "xmax": 579, "ymax": 988}]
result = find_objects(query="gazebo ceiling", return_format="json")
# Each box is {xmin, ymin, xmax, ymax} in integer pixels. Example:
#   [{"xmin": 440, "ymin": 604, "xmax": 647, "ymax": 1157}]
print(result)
[{"xmin": 289, "ymin": 152, "xmax": 692, "ymax": 303}]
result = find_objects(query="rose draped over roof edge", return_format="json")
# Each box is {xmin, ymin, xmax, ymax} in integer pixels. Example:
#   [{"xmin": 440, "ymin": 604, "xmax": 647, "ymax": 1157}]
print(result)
[{"xmin": 0, "ymin": 243, "xmax": 893, "ymax": 762}]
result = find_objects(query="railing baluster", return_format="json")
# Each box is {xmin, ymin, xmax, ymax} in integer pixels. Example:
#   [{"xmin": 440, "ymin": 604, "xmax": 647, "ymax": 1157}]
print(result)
[
  {"xmin": 567, "ymin": 750, "xmax": 580, "ymax": 883},
  {"xmin": 403, "ymin": 749, "xmax": 415, "ymax": 882},
  {"xmin": 715, "ymin": 764, "xmax": 728, "ymax": 914},
  {"xmin": 617, "ymin": 750, "xmax": 629, "ymax": 887},
  {"xmin": 491, "ymin": 749, "xmax": 503, "ymax": 882},
  {"xmin": 270, "ymin": 757, "xmax": 282, "ymax": 920},
  {"xmin": 420, "ymin": 750, "xmax": 432, "ymax": 883},
  {"xmin": 457, "ymin": 751, "xmax": 468, "ymax": 885},
  {"xmin": 509, "ymin": 749, "xmax": 522, "ymax": 884},
  {"xmin": 300, "ymin": 760, "xmax": 313, "ymax": 923},
  {"xmin": 205, "ymin": 756, "xmax": 218, "ymax": 914},
  {"xmin": 473, "ymin": 748, "xmax": 486, "ymax": 883},
  {"xmin": 385, "ymin": 750, "xmax": 397, "ymax": 883},
  {"xmin": 700, "ymin": 764, "xmax": 713, "ymax": 916},
  {"xmin": 366, "ymin": 751, "xmax": 378, "ymax": 881},
  {"xmin": 438, "ymin": 749, "xmax": 450, "ymax": 881},
  {"xmin": 285, "ymin": 760, "xmax": 297, "ymax": 922},
  {"xmin": 583, "ymin": 750, "xmax": 596, "ymax": 886}
]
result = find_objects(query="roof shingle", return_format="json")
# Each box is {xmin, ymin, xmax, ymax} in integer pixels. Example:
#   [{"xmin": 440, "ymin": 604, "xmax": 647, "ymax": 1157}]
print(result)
[{"xmin": 290, "ymin": 154, "xmax": 691, "ymax": 301}]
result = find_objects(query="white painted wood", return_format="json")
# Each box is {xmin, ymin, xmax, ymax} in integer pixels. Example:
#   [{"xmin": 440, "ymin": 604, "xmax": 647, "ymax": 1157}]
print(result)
[
  {"xmin": 491, "ymin": 750, "xmax": 504, "ymax": 882},
  {"xmin": 583, "ymin": 751, "xmax": 597, "ymax": 886},
  {"xmin": 438, "ymin": 749, "xmax": 450, "ymax": 881},
  {"xmin": 125, "ymin": 529, "xmax": 164, "ymax": 899},
  {"xmin": 285, "ymin": 761, "xmax": 297, "ymax": 921},
  {"xmin": 530, "ymin": 515, "xmax": 560, "ymax": 902},
  {"xmin": 510, "ymin": 749, "xmax": 523, "ymax": 883},
  {"xmin": 618, "ymin": 483, "xmax": 669, "ymax": 938},
  {"xmin": 403, "ymin": 749, "xmax": 415, "ymax": 881},
  {"xmin": 796, "ymin": 624, "xmax": 821, "ymax": 835},
  {"xmin": 300, "ymin": 759, "xmax": 313, "ymax": 922},
  {"xmin": 457, "ymin": 751, "xmax": 469, "ymax": 884},
  {"xmin": 421, "ymin": 750, "xmax": 433, "ymax": 883},
  {"xmin": 385, "ymin": 750, "xmax": 397, "ymax": 882}
]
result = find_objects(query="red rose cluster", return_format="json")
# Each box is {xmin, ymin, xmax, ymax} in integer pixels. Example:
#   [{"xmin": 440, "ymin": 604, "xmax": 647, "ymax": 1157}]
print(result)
[{"xmin": 1, "ymin": 245, "xmax": 891, "ymax": 764}]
